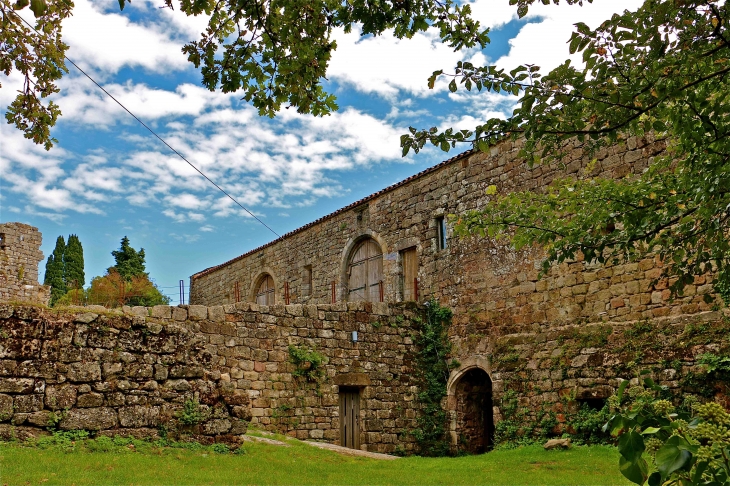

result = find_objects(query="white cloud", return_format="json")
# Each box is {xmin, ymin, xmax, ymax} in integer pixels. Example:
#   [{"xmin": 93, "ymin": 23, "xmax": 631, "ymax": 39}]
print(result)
[
  {"xmin": 62, "ymin": 0, "xmax": 190, "ymax": 75},
  {"xmin": 328, "ymin": 27, "xmax": 467, "ymax": 97},
  {"xmin": 492, "ymin": 0, "xmax": 644, "ymax": 72}
]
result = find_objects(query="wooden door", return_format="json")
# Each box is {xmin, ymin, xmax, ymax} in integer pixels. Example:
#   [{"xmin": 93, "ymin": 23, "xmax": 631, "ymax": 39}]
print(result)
[
  {"xmin": 255, "ymin": 275, "xmax": 275, "ymax": 305},
  {"xmin": 339, "ymin": 388, "xmax": 360, "ymax": 449},
  {"xmin": 402, "ymin": 247, "xmax": 418, "ymax": 301},
  {"xmin": 347, "ymin": 239, "xmax": 383, "ymax": 302}
]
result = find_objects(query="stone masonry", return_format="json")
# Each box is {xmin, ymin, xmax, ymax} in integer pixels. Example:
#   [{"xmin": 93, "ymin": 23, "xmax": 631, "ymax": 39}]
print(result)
[
  {"xmin": 0, "ymin": 302, "xmax": 421, "ymax": 453},
  {"xmin": 0, "ymin": 223, "xmax": 50, "ymax": 305},
  {"xmin": 187, "ymin": 134, "xmax": 729, "ymax": 450}
]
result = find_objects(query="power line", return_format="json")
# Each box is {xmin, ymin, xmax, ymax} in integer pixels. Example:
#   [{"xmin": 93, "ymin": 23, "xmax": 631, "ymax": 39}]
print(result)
[{"xmin": 15, "ymin": 12, "xmax": 283, "ymax": 243}]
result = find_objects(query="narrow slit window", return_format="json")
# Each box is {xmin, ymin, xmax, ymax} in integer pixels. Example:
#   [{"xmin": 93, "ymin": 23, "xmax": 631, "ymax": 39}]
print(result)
[
  {"xmin": 436, "ymin": 216, "xmax": 447, "ymax": 251},
  {"xmin": 302, "ymin": 265, "xmax": 313, "ymax": 297}
]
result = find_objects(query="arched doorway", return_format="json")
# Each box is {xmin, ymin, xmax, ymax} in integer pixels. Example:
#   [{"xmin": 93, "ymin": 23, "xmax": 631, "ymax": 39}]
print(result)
[
  {"xmin": 452, "ymin": 367, "xmax": 494, "ymax": 454},
  {"xmin": 346, "ymin": 238, "xmax": 383, "ymax": 302}
]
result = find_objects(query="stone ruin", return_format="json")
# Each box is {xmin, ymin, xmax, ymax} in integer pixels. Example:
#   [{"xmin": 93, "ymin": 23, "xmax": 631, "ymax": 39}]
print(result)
[{"xmin": 0, "ymin": 222, "xmax": 50, "ymax": 306}]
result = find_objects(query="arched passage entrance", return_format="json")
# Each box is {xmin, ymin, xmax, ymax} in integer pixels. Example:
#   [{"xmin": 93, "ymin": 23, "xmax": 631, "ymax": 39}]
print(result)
[{"xmin": 447, "ymin": 359, "xmax": 494, "ymax": 454}]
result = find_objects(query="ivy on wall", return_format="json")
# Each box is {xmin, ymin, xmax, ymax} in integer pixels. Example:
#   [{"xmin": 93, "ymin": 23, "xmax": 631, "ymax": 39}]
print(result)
[{"xmin": 411, "ymin": 299, "xmax": 455, "ymax": 456}]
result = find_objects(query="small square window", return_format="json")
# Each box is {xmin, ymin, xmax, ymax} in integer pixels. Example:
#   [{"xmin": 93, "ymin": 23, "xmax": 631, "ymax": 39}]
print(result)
[{"xmin": 436, "ymin": 217, "xmax": 447, "ymax": 251}]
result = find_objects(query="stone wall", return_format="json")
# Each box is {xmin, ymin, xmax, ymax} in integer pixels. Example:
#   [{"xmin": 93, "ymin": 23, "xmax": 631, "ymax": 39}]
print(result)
[
  {"xmin": 0, "ymin": 302, "xmax": 421, "ymax": 453},
  {"xmin": 0, "ymin": 223, "xmax": 50, "ymax": 305},
  {"xmin": 476, "ymin": 309, "xmax": 730, "ymax": 440},
  {"xmin": 1, "ymin": 302, "xmax": 727, "ymax": 453},
  {"xmin": 188, "ymin": 134, "xmax": 721, "ymax": 371}
]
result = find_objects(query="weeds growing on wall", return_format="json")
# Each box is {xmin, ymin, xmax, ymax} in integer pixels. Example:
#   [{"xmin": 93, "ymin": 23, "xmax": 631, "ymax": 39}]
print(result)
[
  {"xmin": 412, "ymin": 299, "xmax": 454, "ymax": 456},
  {"xmin": 288, "ymin": 344, "xmax": 327, "ymax": 382}
]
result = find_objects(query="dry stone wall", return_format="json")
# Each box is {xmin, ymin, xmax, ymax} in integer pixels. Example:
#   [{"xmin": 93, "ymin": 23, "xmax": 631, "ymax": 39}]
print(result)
[
  {"xmin": 0, "ymin": 302, "xmax": 421, "ymax": 453},
  {"xmin": 0, "ymin": 223, "xmax": 50, "ymax": 305},
  {"xmin": 483, "ymin": 309, "xmax": 730, "ymax": 438}
]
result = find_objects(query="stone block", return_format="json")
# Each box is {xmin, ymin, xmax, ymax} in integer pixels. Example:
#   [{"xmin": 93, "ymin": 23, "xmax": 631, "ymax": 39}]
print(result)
[
  {"xmin": 131, "ymin": 306, "xmax": 148, "ymax": 317},
  {"xmin": 0, "ymin": 394, "xmax": 12, "ymax": 420},
  {"xmin": 119, "ymin": 406, "xmax": 160, "ymax": 428},
  {"xmin": 68, "ymin": 362, "xmax": 102, "ymax": 382},
  {"xmin": 172, "ymin": 306, "xmax": 188, "ymax": 321},
  {"xmin": 208, "ymin": 306, "xmax": 225, "ymax": 322},
  {"xmin": 60, "ymin": 407, "xmax": 117, "ymax": 430},
  {"xmin": 151, "ymin": 306, "xmax": 172, "ymax": 319},
  {"xmin": 203, "ymin": 419, "xmax": 231, "ymax": 435},
  {"xmin": 188, "ymin": 305, "xmax": 208, "ymax": 321},
  {"xmin": 45, "ymin": 384, "xmax": 77, "ymax": 410},
  {"xmin": 14, "ymin": 394, "xmax": 43, "ymax": 413},
  {"xmin": 74, "ymin": 313, "xmax": 98, "ymax": 324},
  {"xmin": 76, "ymin": 392, "xmax": 104, "ymax": 408},
  {"xmin": 0, "ymin": 378, "xmax": 34, "ymax": 394}
]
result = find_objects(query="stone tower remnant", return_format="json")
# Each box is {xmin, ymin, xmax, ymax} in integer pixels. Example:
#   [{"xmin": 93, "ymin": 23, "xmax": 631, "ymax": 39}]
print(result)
[{"xmin": 0, "ymin": 222, "xmax": 51, "ymax": 305}]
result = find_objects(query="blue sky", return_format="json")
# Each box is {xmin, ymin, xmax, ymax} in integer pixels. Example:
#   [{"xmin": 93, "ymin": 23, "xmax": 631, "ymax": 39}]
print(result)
[{"xmin": 0, "ymin": 0, "xmax": 641, "ymax": 304}]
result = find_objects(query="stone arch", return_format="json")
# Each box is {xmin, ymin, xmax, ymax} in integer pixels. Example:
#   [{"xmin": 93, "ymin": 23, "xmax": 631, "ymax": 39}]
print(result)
[
  {"xmin": 447, "ymin": 357, "xmax": 494, "ymax": 454},
  {"xmin": 339, "ymin": 231, "xmax": 388, "ymax": 302},
  {"xmin": 249, "ymin": 269, "xmax": 279, "ymax": 305}
]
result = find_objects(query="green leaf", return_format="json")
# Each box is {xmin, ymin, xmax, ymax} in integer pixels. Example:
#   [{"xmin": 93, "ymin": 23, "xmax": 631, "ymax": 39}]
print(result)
[
  {"xmin": 619, "ymin": 456, "xmax": 649, "ymax": 485},
  {"xmin": 641, "ymin": 427, "xmax": 661, "ymax": 435},
  {"xmin": 656, "ymin": 436, "xmax": 692, "ymax": 478},
  {"xmin": 448, "ymin": 80, "xmax": 457, "ymax": 93},
  {"xmin": 618, "ymin": 430, "xmax": 645, "ymax": 462},
  {"xmin": 29, "ymin": 0, "xmax": 46, "ymax": 17},
  {"xmin": 617, "ymin": 380, "xmax": 629, "ymax": 401},
  {"xmin": 118, "ymin": 0, "xmax": 127, "ymax": 10}
]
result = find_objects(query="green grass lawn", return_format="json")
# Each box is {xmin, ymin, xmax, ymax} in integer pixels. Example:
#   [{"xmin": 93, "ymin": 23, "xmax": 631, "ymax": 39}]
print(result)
[{"xmin": 0, "ymin": 436, "xmax": 631, "ymax": 486}]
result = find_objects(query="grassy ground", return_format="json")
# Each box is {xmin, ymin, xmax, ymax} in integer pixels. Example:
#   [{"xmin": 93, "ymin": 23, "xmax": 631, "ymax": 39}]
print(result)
[{"xmin": 0, "ymin": 434, "xmax": 630, "ymax": 486}]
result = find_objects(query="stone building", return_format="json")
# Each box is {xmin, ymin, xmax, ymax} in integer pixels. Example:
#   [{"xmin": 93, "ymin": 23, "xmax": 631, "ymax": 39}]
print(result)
[
  {"xmin": 189, "ymin": 134, "xmax": 725, "ymax": 452},
  {"xmin": 0, "ymin": 222, "xmax": 50, "ymax": 305}
]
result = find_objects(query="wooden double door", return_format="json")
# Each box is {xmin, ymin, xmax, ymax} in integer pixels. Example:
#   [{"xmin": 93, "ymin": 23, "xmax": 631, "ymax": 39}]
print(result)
[
  {"xmin": 339, "ymin": 387, "xmax": 360, "ymax": 449},
  {"xmin": 347, "ymin": 239, "xmax": 383, "ymax": 302}
]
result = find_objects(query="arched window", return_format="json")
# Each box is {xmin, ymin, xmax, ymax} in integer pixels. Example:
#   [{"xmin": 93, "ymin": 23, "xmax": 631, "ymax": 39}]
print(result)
[
  {"xmin": 254, "ymin": 274, "xmax": 275, "ymax": 305},
  {"xmin": 347, "ymin": 238, "xmax": 383, "ymax": 302}
]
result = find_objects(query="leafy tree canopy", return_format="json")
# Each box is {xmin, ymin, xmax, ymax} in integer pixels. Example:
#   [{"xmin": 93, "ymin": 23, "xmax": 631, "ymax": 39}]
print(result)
[
  {"xmin": 44, "ymin": 235, "xmax": 66, "ymax": 305},
  {"xmin": 87, "ymin": 268, "xmax": 170, "ymax": 308},
  {"xmin": 64, "ymin": 234, "xmax": 85, "ymax": 289},
  {"xmin": 111, "ymin": 236, "xmax": 147, "ymax": 280},
  {"xmin": 4, "ymin": 0, "xmax": 490, "ymax": 149},
  {"xmin": 401, "ymin": 0, "xmax": 730, "ymax": 301}
]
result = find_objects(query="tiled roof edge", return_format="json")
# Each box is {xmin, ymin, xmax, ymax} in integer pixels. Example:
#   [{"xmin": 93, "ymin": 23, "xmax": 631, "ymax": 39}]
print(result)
[{"xmin": 191, "ymin": 148, "xmax": 477, "ymax": 279}]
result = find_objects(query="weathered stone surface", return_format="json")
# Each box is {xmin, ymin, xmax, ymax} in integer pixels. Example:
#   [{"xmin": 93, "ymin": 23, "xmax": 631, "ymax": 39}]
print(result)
[
  {"xmin": 68, "ymin": 362, "xmax": 102, "ymax": 382},
  {"xmin": 544, "ymin": 438, "xmax": 572, "ymax": 450},
  {"xmin": 45, "ymin": 384, "xmax": 77, "ymax": 410},
  {"xmin": 202, "ymin": 418, "xmax": 231, "ymax": 435},
  {"xmin": 60, "ymin": 407, "xmax": 117, "ymax": 430},
  {"xmin": 74, "ymin": 313, "xmax": 98, "ymax": 324},
  {"xmin": 14, "ymin": 394, "xmax": 43, "ymax": 413},
  {"xmin": 119, "ymin": 406, "xmax": 160, "ymax": 428},
  {"xmin": 151, "ymin": 306, "xmax": 172, "ymax": 319},
  {"xmin": 131, "ymin": 306, "xmax": 148, "ymax": 317},
  {"xmin": 231, "ymin": 406, "xmax": 252, "ymax": 421},
  {"xmin": 76, "ymin": 392, "xmax": 104, "ymax": 408},
  {"xmin": 0, "ymin": 394, "xmax": 12, "ymax": 420},
  {"xmin": 333, "ymin": 373, "xmax": 371, "ymax": 387},
  {"xmin": 187, "ymin": 305, "xmax": 207, "ymax": 321},
  {"xmin": 208, "ymin": 306, "xmax": 225, "ymax": 322},
  {"xmin": 0, "ymin": 378, "xmax": 34, "ymax": 394}
]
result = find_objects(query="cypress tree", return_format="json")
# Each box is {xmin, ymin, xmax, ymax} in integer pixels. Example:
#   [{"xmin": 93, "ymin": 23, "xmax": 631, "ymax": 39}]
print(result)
[
  {"xmin": 64, "ymin": 234, "xmax": 85, "ymax": 290},
  {"xmin": 111, "ymin": 236, "xmax": 146, "ymax": 280},
  {"xmin": 44, "ymin": 236, "xmax": 66, "ymax": 305}
]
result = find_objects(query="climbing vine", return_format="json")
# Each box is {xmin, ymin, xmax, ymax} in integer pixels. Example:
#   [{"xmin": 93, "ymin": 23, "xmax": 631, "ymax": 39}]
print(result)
[
  {"xmin": 412, "ymin": 299, "xmax": 455, "ymax": 456},
  {"xmin": 288, "ymin": 344, "xmax": 327, "ymax": 382}
]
